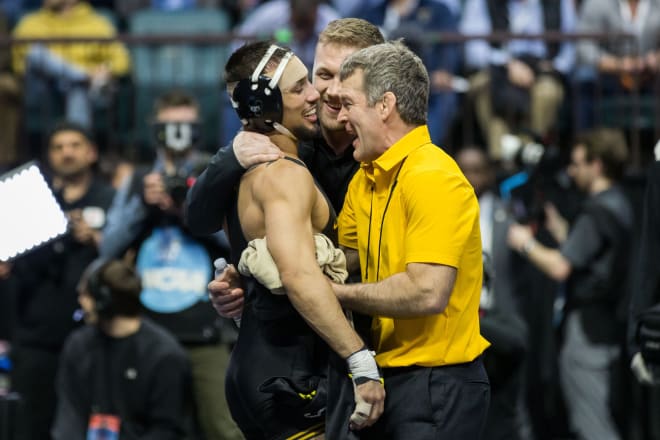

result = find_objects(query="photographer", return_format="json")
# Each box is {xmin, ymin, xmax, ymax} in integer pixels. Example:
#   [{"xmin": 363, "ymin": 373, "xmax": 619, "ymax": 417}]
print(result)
[
  {"xmin": 101, "ymin": 90, "xmax": 217, "ymax": 258},
  {"xmin": 100, "ymin": 90, "xmax": 241, "ymax": 440},
  {"xmin": 507, "ymin": 128, "xmax": 632, "ymax": 440}
]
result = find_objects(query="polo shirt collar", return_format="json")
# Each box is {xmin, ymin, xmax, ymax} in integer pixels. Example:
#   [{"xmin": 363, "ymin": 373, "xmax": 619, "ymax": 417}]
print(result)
[{"xmin": 362, "ymin": 125, "xmax": 432, "ymax": 173}]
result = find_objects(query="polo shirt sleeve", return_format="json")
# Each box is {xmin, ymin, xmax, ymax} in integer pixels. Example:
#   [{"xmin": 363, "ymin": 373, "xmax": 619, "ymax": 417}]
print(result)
[{"xmin": 402, "ymin": 169, "xmax": 479, "ymax": 267}]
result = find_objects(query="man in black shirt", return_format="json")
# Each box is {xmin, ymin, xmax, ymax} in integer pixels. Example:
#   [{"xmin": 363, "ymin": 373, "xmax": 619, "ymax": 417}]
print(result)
[
  {"xmin": 0, "ymin": 121, "xmax": 115, "ymax": 440},
  {"xmin": 52, "ymin": 258, "xmax": 190, "ymax": 440}
]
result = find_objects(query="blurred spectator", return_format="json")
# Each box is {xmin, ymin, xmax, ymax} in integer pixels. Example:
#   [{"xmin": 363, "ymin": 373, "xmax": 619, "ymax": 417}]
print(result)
[
  {"xmin": 0, "ymin": 121, "xmax": 115, "ymax": 440},
  {"xmin": 151, "ymin": 0, "xmax": 196, "ymax": 9},
  {"xmin": 628, "ymin": 159, "xmax": 660, "ymax": 378},
  {"xmin": 461, "ymin": 0, "xmax": 576, "ymax": 159},
  {"xmin": 332, "ymin": 0, "xmax": 461, "ymax": 18},
  {"xmin": 330, "ymin": 0, "xmax": 382, "ymax": 17},
  {"xmin": 220, "ymin": 0, "xmax": 264, "ymax": 26},
  {"xmin": 11, "ymin": 0, "xmax": 131, "ymax": 129},
  {"xmin": 96, "ymin": 150, "xmax": 135, "ymax": 189},
  {"xmin": 507, "ymin": 127, "xmax": 632, "ymax": 440},
  {"xmin": 114, "ymin": 0, "xmax": 222, "ymax": 24},
  {"xmin": 627, "ymin": 158, "xmax": 660, "ymax": 438},
  {"xmin": 575, "ymin": 0, "xmax": 660, "ymax": 129},
  {"xmin": 100, "ymin": 90, "xmax": 241, "ymax": 440},
  {"xmin": 0, "ymin": 0, "xmax": 42, "ymax": 27},
  {"xmin": 354, "ymin": 0, "xmax": 461, "ymax": 145},
  {"xmin": 456, "ymin": 146, "xmax": 532, "ymax": 440},
  {"xmin": 231, "ymin": 0, "xmax": 339, "ymax": 73},
  {"xmin": 0, "ymin": 10, "xmax": 21, "ymax": 169},
  {"xmin": 52, "ymin": 258, "xmax": 192, "ymax": 440},
  {"xmin": 221, "ymin": 0, "xmax": 340, "ymax": 145}
]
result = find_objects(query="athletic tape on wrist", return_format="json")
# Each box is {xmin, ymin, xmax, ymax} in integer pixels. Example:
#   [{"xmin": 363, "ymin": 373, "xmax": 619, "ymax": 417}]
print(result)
[{"xmin": 347, "ymin": 348, "xmax": 380, "ymax": 382}]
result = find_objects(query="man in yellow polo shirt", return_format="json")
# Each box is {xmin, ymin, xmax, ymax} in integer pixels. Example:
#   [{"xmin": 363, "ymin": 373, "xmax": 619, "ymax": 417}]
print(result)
[{"xmin": 335, "ymin": 41, "xmax": 491, "ymax": 438}]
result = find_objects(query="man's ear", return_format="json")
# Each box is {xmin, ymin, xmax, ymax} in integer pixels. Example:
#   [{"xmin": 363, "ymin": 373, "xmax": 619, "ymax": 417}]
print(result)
[{"xmin": 380, "ymin": 91, "xmax": 396, "ymax": 120}]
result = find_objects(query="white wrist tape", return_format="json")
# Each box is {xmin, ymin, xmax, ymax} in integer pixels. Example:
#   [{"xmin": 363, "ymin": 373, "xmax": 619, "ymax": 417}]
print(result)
[{"xmin": 347, "ymin": 348, "xmax": 380, "ymax": 382}]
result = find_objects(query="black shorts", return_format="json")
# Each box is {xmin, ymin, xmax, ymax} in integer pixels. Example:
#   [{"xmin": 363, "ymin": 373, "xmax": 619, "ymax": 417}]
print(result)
[{"xmin": 225, "ymin": 285, "xmax": 329, "ymax": 440}]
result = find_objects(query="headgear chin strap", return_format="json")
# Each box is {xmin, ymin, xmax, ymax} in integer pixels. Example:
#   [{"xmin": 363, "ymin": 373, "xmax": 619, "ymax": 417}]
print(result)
[{"xmin": 231, "ymin": 45, "xmax": 294, "ymax": 135}]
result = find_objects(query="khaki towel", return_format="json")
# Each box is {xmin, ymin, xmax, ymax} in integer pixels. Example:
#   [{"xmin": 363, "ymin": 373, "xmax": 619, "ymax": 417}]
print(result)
[{"xmin": 238, "ymin": 233, "xmax": 348, "ymax": 295}]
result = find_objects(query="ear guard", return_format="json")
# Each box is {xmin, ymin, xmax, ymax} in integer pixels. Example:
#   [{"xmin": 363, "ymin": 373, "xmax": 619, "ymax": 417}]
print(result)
[{"xmin": 231, "ymin": 45, "xmax": 293, "ymax": 133}]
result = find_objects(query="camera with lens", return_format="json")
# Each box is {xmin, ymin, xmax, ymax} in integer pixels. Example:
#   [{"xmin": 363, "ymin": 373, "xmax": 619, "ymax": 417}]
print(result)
[
  {"xmin": 161, "ymin": 156, "xmax": 210, "ymax": 209},
  {"xmin": 163, "ymin": 172, "xmax": 192, "ymax": 207},
  {"xmin": 498, "ymin": 132, "xmax": 567, "ymax": 224},
  {"xmin": 152, "ymin": 120, "xmax": 203, "ymax": 208}
]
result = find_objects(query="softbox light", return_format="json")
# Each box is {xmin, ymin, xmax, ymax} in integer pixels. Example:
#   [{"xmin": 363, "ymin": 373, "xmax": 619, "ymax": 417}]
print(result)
[{"xmin": 0, "ymin": 162, "xmax": 68, "ymax": 261}]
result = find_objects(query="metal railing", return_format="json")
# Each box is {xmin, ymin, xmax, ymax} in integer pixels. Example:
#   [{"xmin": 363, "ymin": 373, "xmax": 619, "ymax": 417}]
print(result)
[{"xmin": 0, "ymin": 31, "xmax": 657, "ymax": 169}]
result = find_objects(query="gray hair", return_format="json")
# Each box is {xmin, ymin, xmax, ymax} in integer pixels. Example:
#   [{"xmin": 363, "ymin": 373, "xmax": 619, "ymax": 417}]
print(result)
[{"xmin": 339, "ymin": 41, "xmax": 429, "ymax": 126}]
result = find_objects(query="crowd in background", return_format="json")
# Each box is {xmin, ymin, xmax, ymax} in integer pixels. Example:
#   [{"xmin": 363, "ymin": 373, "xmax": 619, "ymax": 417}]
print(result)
[
  {"xmin": 0, "ymin": 0, "xmax": 659, "ymax": 169},
  {"xmin": 0, "ymin": 0, "xmax": 660, "ymax": 439}
]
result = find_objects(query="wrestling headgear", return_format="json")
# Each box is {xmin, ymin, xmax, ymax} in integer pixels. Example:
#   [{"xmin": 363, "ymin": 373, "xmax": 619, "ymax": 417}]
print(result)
[{"xmin": 230, "ymin": 44, "xmax": 293, "ymax": 134}]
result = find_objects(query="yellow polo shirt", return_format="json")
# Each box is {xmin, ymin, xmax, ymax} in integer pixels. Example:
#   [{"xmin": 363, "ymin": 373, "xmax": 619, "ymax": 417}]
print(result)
[{"xmin": 338, "ymin": 125, "xmax": 489, "ymax": 367}]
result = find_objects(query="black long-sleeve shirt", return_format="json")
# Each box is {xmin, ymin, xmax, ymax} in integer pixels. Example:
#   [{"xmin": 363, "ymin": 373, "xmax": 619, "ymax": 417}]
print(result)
[
  {"xmin": 184, "ymin": 137, "xmax": 358, "ymax": 236},
  {"xmin": 52, "ymin": 319, "xmax": 191, "ymax": 440},
  {"xmin": 6, "ymin": 177, "xmax": 115, "ymax": 350}
]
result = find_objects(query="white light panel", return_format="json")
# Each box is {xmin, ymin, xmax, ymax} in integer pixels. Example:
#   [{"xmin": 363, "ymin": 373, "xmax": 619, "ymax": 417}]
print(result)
[{"xmin": 0, "ymin": 162, "xmax": 68, "ymax": 261}]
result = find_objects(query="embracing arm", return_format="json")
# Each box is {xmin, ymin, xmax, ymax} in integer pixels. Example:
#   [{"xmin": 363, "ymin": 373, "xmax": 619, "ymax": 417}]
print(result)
[
  {"xmin": 333, "ymin": 262, "xmax": 456, "ymax": 317},
  {"xmin": 184, "ymin": 132, "xmax": 282, "ymax": 235},
  {"xmin": 184, "ymin": 145, "xmax": 245, "ymax": 235}
]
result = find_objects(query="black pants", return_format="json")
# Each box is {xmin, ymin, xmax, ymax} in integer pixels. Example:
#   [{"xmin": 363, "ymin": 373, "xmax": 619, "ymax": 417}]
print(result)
[
  {"xmin": 10, "ymin": 345, "xmax": 60, "ymax": 440},
  {"xmin": 361, "ymin": 357, "xmax": 490, "ymax": 440}
]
